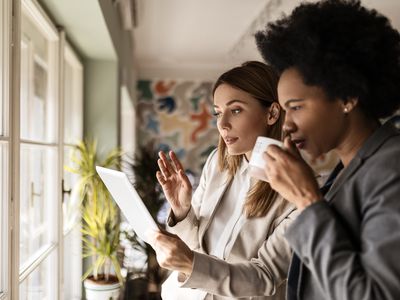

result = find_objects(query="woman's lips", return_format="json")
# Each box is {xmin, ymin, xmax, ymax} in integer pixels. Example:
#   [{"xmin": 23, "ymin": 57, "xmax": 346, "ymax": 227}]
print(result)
[
  {"xmin": 224, "ymin": 137, "xmax": 239, "ymax": 145},
  {"xmin": 292, "ymin": 139, "xmax": 306, "ymax": 149}
]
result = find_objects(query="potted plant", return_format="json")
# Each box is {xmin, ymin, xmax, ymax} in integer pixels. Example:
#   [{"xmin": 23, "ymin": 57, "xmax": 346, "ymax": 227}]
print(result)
[
  {"xmin": 65, "ymin": 140, "xmax": 123, "ymax": 300},
  {"xmin": 121, "ymin": 144, "xmax": 168, "ymax": 299}
]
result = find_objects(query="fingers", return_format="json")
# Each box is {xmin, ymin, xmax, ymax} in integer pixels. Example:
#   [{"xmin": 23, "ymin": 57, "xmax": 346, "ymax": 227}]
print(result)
[
  {"xmin": 158, "ymin": 151, "xmax": 175, "ymax": 176},
  {"xmin": 263, "ymin": 151, "xmax": 278, "ymax": 184},
  {"xmin": 151, "ymin": 231, "xmax": 194, "ymax": 274},
  {"xmin": 169, "ymin": 151, "xmax": 184, "ymax": 172},
  {"xmin": 152, "ymin": 231, "xmax": 180, "ymax": 250},
  {"xmin": 283, "ymin": 136, "xmax": 301, "ymax": 158},
  {"xmin": 156, "ymin": 170, "xmax": 166, "ymax": 185},
  {"xmin": 265, "ymin": 144, "xmax": 290, "ymax": 163},
  {"xmin": 157, "ymin": 158, "xmax": 170, "ymax": 178}
]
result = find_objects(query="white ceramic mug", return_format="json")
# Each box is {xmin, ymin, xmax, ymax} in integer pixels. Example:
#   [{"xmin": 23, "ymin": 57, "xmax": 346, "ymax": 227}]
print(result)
[{"xmin": 249, "ymin": 136, "xmax": 283, "ymax": 182}]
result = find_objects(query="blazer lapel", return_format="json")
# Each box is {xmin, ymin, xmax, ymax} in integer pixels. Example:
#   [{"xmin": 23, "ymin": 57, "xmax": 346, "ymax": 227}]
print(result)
[
  {"xmin": 324, "ymin": 156, "xmax": 362, "ymax": 202},
  {"xmin": 198, "ymin": 173, "xmax": 232, "ymax": 249},
  {"xmin": 325, "ymin": 122, "xmax": 398, "ymax": 202}
]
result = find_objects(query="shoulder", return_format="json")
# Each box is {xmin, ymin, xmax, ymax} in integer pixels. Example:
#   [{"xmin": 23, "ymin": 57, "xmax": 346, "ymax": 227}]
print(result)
[
  {"xmin": 201, "ymin": 148, "xmax": 220, "ymax": 175},
  {"xmin": 357, "ymin": 133, "xmax": 400, "ymax": 206},
  {"xmin": 363, "ymin": 133, "xmax": 400, "ymax": 178},
  {"xmin": 269, "ymin": 194, "xmax": 299, "ymax": 229}
]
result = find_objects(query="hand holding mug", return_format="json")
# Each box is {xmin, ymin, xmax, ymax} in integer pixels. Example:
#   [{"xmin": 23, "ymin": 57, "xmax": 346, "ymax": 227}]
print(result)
[{"xmin": 263, "ymin": 137, "xmax": 322, "ymax": 211}]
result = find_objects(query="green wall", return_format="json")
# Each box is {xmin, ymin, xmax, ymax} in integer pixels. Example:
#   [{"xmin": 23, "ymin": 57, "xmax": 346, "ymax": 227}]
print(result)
[{"xmin": 84, "ymin": 59, "xmax": 119, "ymax": 154}]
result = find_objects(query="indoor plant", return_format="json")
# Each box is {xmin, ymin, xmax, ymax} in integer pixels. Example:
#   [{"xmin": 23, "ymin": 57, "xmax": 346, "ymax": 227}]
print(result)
[
  {"xmin": 65, "ymin": 140, "xmax": 123, "ymax": 300},
  {"xmin": 121, "ymin": 144, "xmax": 168, "ymax": 299}
]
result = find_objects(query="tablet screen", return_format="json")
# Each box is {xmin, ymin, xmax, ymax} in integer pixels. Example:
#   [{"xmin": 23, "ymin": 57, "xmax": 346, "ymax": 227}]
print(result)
[{"xmin": 96, "ymin": 166, "xmax": 158, "ymax": 244}]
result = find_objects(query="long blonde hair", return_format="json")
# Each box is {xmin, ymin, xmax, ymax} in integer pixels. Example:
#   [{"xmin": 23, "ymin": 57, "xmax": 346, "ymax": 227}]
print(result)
[{"xmin": 214, "ymin": 61, "xmax": 286, "ymax": 218}]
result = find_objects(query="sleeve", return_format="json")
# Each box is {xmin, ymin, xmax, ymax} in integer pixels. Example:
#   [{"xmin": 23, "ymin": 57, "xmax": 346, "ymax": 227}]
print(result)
[
  {"xmin": 178, "ymin": 209, "xmax": 298, "ymax": 297},
  {"xmin": 165, "ymin": 149, "xmax": 217, "ymax": 250},
  {"xmin": 285, "ymin": 162, "xmax": 400, "ymax": 300}
]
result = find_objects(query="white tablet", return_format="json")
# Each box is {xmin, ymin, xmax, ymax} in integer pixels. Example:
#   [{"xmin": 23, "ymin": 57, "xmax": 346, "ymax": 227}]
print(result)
[{"xmin": 96, "ymin": 166, "xmax": 158, "ymax": 244}]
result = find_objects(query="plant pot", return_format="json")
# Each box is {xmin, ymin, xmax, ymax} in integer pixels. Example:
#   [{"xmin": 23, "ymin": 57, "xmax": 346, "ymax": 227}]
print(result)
[{"xmin": 84, "ymin": 275, "xmax": 121, "ymax": 300}]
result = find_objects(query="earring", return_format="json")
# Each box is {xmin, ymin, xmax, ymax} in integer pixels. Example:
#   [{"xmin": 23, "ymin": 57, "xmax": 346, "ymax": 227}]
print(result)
[{"xmin": 344, "ymin": 107, "xmax": 349, "ymax": 113}]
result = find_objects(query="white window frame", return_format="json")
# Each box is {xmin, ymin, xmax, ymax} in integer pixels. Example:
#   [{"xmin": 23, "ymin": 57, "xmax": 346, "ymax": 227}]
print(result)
[
  {"xmin": 14, "ymin": 1, "xmax": 61, "ymax": 299},
  {"xmin": 7, "ymin": 1, "xmax": 84, "ymax": 299},
  {"xmin": 0, "ymin": 0, "xmax": 11, "ymax": 299},
  {"xmin": 61, "ymin": 39, "xmax": 83, "ymax": 300}
]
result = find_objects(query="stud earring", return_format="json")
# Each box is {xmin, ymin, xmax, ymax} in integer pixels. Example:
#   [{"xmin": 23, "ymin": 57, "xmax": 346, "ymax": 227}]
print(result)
[{"xmin": 344, "ymin": 107, "xmax": 349, "ymax": 113}]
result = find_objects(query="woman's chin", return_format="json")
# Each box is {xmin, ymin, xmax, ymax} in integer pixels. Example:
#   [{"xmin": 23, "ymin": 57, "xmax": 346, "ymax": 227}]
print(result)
[
  {"xmin": 227, "ymin": 147, "xmax": 245, "ymax": 156},
  {"xmin": 300, "ymin": 148, "xmax": 326, "ymax": 162}
]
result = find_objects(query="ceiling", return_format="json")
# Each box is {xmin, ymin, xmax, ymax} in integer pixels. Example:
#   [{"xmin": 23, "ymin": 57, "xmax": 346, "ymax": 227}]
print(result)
[
  {"xmin": 133, "ymin": 0, "xmax": 400, "ymax": 80},
  {"xmin": 133, "ymin": 0, "xmax": 311, "ymax": 80},
  {"xmin": 40, "ymin": 0, "xmax": 116, "ymax": 60},
  {"xmin": 39, "ymin": 0, "xmax": 400, "ymax": 80}
]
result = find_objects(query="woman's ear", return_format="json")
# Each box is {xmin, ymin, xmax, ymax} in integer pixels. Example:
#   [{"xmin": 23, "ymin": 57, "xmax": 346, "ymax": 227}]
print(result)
[
  {"xmin": 267, "ymin": 102, "xmax": 281, "ymax": 125},
  {"xmin": 341, "ymin": 97, "xmax": 359, "ymax": 114}
]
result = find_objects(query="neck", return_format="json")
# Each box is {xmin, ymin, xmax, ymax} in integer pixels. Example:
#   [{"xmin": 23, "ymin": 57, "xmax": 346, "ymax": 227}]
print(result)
[
  {"xmin": 245, "ymin": 151, "xmax": 251, "ymax": 162},
  {"xmin": 335, "ymin": 113, "xmax": 379, "ymax": 167}
]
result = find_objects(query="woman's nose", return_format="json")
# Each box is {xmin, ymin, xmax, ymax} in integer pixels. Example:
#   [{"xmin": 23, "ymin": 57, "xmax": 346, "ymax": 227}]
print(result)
[
  {"xmin": 282, "ymin": 116, "xmax": 296, "ymax": 135},
  {"xmin": 218, "ymin": 113, "xmax": 231, "ymax": 131}
]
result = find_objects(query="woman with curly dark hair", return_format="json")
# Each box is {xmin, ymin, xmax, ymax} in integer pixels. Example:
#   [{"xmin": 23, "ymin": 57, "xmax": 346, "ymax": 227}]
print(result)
[{"xmin": 255, "ymin": 0, "xmax": 400, "ymax": 299}]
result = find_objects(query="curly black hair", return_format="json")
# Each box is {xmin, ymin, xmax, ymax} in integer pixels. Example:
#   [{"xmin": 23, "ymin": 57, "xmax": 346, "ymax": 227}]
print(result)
[{"xmin": 255, "ymin": 0, "xmax": 400, "ymax": 119}]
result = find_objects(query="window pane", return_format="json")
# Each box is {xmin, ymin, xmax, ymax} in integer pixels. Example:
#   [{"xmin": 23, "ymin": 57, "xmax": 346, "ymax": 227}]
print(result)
[
  {"xmin": 63, "ymin": 52, "xmax": 83, "ymax": 144},
  {"xmin": 19, "ymin": 144, "xmax": 58, "ymax": 269},
  {"xmin": 19, "ymin": 251, "xmax": 57, "ymax": 300},
  {"xmin": 0, "ymin": 142, "xmax": 8, "ymax": 295},
  {"xmin": 20, "ymin": 14, "xmax": 57, "ymax": 143},
  {"xmin": 62, "ymin": 228, "xmax": 81, "ymax": 300},
  {"xmin": 62, "ymin": 146, "xmax": 80, "ymax": 232}
]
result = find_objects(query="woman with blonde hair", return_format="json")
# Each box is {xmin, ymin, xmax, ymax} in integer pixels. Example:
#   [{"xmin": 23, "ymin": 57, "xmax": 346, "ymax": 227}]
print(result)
[{"xmin": 151, "ymin": 61, "xmax": 297, "ymax": 300}]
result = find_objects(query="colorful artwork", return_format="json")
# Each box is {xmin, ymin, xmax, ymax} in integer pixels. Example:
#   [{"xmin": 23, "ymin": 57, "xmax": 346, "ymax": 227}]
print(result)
[{"xmin": 136, "ymin": 79, "xmax": 219, "ymax": 185}]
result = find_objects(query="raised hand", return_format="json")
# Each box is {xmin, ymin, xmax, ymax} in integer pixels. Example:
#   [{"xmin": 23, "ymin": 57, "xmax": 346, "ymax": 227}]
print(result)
[{"xmin": 156, "ymin": 151, "xmax": 192, "ymax": 221}]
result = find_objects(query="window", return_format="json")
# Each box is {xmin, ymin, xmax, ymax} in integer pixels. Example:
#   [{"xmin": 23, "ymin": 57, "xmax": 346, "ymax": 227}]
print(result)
[
  {"xmin": 19, "ymin": 1, "xmax": 60, "ymax": 298},
  {"xmin": 19, "ymin": 145, "xmax": 58, "ymax": 269},
  {"xmin": 19, "ymin": 251, "xmax": 58, "ymax": 300},
  {"xmin": 0, "ymin": 0, "xmax": 11, "ymax": 299},
  {"xmin": 63, "ymin": 44, "xmax": 83, "ymax": 147},
  {"xmin": 0, "ymin": 142, "xmax": 9, "ymax": 299},
  {"xmin": 62, "ymin": 43, "xmax": 83, "ymax": 300},
  {"xmin": 4, "ymin": 1, "xmax": 84, "ymax": 299}
]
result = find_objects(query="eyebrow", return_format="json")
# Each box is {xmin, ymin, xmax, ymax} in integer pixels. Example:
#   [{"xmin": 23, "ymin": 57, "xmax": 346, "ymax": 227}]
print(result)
[
  {"xmin": 284, "ymin": 99, "xmax": 304, "ymax": 108},
  {"xmin": 213, "ymin": 99, "xmax": 247, "ymax": 108}
]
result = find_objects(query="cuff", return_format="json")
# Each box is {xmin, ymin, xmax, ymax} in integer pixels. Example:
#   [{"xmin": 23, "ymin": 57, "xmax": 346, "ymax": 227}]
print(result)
[
  {"xmin": 179, "ymin": 251, "xmax": 212, "ymax": 288},
  {"xmin": 166, "ymin": 206, "xmax": 198, "ymax": 232}
]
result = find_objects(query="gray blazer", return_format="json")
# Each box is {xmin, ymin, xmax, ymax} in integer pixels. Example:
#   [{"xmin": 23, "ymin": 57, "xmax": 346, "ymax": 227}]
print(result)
[
  {"xmin": 286, "ymin": 121, "xmax": 400, "ymax": 300},
  {"xmin": 163, "ymin": 149, "xmax": 298, "ymax": 300}
]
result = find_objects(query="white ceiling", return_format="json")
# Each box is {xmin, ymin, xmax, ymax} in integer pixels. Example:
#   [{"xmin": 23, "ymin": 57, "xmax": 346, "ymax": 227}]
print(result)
[
  {"xmin": 133, "ymin": 0, "xmax": 400, "ymax": 80},
  {"xmin": 39, "ymin": 0, "xmax": 400, "ymax": 80}
]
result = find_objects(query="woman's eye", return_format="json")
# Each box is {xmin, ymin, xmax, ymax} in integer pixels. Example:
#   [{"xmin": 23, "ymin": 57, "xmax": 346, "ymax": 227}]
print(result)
[
  {"xmin": 213, "ymin": 112, "xmax": 221, "ymax": 118},
  {"xmin": 290, "ymin": 106, "xmax": 301, "ymax": 111},
  {"xmin": 231, "ymin": 108, "xmax": 241, "ymax": 115}
]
